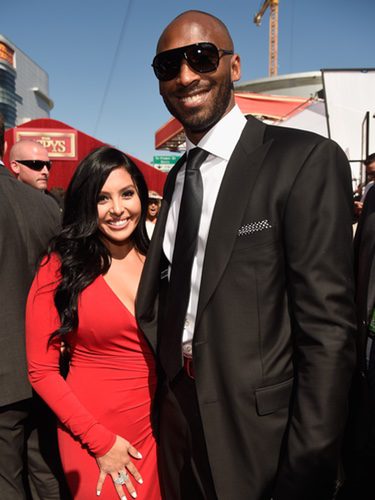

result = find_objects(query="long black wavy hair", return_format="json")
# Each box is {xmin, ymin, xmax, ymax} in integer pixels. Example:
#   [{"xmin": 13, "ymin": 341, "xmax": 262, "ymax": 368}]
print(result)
[{"xmin": 48, "ymin": 146, "xmax": 149, "ymax": 340}]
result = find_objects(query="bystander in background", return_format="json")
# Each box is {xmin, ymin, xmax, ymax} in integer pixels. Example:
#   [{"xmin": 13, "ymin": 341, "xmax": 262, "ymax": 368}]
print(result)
[
  {"xmin": 354, "ymin": 153, "xmax": 375, "ymax": 220},
  {"xmin": 9, "ymin": 140, "xmax": 62, "ymax": 214},
  {"xmin": 338, "ymin": 182, "xmax": 375, "ymax": 500},
  {"xmin": 146, "ymin": 190, "xmax": 162, "ymax": 239}
]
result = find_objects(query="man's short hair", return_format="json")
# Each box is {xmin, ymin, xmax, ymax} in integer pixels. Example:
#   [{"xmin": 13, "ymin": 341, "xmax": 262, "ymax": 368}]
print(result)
[{"xmin": 364, "ymin": 153, "xmax": 375, "ymax": 166}]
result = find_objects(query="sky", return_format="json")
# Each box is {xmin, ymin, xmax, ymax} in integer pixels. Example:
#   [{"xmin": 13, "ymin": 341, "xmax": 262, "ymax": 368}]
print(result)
[{"xmin": 2, "ymin": 0, "xmax": 375, "ymax": 164}]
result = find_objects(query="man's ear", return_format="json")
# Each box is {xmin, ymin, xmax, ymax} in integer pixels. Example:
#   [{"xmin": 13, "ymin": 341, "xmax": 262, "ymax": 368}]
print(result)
[
  {"xmin": 10, "ymin": 160, "xmax": 20, "ymax": 176},
  {"xmin": 231, "ymin": 53, "xmax": 241, "ymax": 83}
]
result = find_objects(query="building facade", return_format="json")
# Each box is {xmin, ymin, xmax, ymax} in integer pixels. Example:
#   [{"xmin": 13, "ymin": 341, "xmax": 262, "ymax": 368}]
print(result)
[{"xmin": 0, "ymin": 34, "xmax": 53, "ymax": 129}]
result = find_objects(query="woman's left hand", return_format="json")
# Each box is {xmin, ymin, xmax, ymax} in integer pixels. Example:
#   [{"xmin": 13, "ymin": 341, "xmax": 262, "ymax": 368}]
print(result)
[{"xmin": 96, "ymin": 435, "xmax": 143, "ymax": 498}]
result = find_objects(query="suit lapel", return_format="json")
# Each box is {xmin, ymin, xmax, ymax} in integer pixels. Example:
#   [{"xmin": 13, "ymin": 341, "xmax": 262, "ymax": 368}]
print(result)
[
  {"xmin": 138, "ymin": 116, "xmax": 273, "ymax": 343},
  {"xmin": 196, "ymin": 117, "xmax": 272, "ymax": 328}
]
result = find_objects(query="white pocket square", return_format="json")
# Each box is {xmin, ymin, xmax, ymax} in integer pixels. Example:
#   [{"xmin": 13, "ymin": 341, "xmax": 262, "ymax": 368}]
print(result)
[{"xmin": 238, "ymin": 219, "xmax": 272, "ymax": 236}]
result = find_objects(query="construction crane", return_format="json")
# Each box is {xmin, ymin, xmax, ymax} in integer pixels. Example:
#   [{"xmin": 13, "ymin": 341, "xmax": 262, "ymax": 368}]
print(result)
[{"xmin": 253, "ymin": 0, "xmax": 279, "ymax": 77}]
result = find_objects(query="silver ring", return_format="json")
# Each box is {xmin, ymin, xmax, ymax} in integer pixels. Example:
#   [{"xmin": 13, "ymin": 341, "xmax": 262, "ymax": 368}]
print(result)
[{"xmin": 114, "ymin": 471, "xmax": 128, "ymax": 485}]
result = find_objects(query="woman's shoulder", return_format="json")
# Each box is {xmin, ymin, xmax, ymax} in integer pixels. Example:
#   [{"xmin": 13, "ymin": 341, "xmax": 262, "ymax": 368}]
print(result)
[
  {"xmin": 34, "ymin": 252, "xmax": 61, "ymax": 289},
  {"xmin": 39, "ymin": 252, "xmax": 61, "ymax": 270}
]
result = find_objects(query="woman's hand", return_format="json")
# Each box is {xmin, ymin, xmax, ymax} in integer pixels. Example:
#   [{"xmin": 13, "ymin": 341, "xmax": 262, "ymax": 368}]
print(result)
[{"xmin": 96, "ymin": 435, "xmax": 143, "ymax": 499}]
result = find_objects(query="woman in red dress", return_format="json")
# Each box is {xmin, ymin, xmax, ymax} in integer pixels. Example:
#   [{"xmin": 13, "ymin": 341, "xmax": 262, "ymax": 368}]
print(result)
[{"xmin": 26, "ymin": 147, "xmax": 161, "ymax": 500}]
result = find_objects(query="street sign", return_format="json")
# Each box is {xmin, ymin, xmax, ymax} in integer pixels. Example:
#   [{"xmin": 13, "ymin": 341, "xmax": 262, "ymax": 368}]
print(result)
[{"xmin": 152, "ymin": 155, "xmax": 181, "ymax": 166}]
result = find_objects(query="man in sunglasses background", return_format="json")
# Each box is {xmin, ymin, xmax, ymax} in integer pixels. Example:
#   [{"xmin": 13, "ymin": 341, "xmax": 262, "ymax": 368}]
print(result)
[
  {"xmin": 10, "ymin": 140, "xmax": 52, "ymax": 191},
  {"xmin": 137, "ymin": 9, "xmax": 356, "ymax": 500},
  {"xmin": 9, "ymin": 140, "xmax": 62, "ymax": 214}
]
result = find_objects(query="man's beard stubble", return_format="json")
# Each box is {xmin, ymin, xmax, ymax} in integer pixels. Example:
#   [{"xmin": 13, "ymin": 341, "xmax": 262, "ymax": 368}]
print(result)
[{"xmin": 162, "ymin": 76, "xmax": 234, "ymax": 136}]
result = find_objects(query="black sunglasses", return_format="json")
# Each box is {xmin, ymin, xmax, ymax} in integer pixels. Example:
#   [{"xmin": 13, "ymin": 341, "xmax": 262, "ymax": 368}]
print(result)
[
  {"xmin": 16, "ymin": 159, "xmax": 52, "ymax": 171},
  {"xmin": 152, "ymin": 42, "xmax": 234, "ymax": 81}
]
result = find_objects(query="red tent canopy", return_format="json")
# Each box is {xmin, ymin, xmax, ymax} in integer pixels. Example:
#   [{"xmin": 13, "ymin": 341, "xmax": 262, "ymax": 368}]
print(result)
[
  {"xmin": 4, "ymin": 118, "xmax": 166, "ymax": 195},
  {"xmin": 155, "ymin": 92, "xmax": 313, "ymax": 151}
]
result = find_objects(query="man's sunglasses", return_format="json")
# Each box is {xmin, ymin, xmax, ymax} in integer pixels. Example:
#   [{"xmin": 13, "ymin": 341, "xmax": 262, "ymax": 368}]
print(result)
[
  {"xmin": 152, "ymin": 42, "xmax": 234, "ymax": 81},
  {"xmin": 16, "ymin": 160, "xmax": 52, "ymax": 171}
]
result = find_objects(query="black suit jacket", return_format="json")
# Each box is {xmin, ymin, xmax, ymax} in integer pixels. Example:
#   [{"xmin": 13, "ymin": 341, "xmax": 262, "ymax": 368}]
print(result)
[
  {"xmin": 137, "ymin": 116, "xmax": 356, "ymax": 499},
  {"xmin": 342, "ymin": 186, "xmax": 375, "ymax": 457},
  {"xmin": 354, "ymin": 186, "xmax": 375, "ymax": 368},
  {"xmin": 0, "ymin": 165, "xmax": 60, "ymax": 407}
]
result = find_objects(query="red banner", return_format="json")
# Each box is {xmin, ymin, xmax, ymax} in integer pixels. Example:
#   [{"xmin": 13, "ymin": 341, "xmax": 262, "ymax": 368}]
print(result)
[{"xmin": 14, "ymin": 128, "xmax": 78, "ymax": 160}]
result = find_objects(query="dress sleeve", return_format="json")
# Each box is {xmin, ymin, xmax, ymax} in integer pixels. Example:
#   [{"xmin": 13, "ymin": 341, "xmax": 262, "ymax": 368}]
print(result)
[{"xmin": 26, "ymin": 255, "xmax": 116, "ymax": 456}]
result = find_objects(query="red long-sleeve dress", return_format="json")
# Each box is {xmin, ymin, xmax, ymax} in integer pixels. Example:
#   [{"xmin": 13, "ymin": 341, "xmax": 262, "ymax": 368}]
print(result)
[{"xmin": 26, "ymin": 255, "xmax": 161, "ymax": 499}]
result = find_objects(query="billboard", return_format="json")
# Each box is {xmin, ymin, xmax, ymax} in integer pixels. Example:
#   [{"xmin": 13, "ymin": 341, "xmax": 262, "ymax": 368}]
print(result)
[{"xmin": 14, "ymin": 128, "xmax": 78, "ymax": 160}]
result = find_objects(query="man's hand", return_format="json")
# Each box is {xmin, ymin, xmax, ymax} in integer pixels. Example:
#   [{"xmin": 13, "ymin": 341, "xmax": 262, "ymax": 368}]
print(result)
[{"xmin": 354, "ymin": 200, "xmax": 363, "ymax": 218}]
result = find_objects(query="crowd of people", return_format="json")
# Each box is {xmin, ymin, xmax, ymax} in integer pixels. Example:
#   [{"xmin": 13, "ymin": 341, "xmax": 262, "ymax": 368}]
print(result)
[{"xmin": 0, "ymin": 9, "xmax": 374, "ymax": 500}]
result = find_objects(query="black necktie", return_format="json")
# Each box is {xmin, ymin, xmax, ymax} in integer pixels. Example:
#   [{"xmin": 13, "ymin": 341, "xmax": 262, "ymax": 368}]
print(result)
[{"xmin": 160, "ymin": 147, "xmax": 209, "ymax": 380}]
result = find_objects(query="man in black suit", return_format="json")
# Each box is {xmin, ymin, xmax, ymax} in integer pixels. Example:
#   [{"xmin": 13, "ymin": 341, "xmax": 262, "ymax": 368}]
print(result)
[
  {"xmin": 0, "ymin": 118, "xmax": 68, "ymax": 498},
  {"xmin": 137, "ymin": 10, "xmax": 356, "ymax": 500},
  {"xmin": 338, "ymin": 184, "xmax": 375, "ymax": 499}
]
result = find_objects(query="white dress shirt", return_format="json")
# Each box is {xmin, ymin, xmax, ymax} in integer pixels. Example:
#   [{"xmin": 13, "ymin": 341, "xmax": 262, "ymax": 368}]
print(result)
[{"xmin": 163, "ymin": 105, "xmax": 247, "ymax": 357}]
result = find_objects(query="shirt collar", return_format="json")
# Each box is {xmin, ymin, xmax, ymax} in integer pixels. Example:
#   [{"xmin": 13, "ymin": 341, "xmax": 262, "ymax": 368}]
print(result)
[{"xmin": 185, "ymin": 105, "xmax": 246, "ymax": 161}]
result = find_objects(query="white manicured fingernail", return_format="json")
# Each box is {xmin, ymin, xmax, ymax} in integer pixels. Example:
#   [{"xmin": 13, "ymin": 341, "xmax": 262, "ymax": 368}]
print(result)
[
  {"xmin": 137, "ymin": 452, "xmax": 142, "ymax": 459},
  {"xmin": 131, "ymin": 492, "xmax": 137, "ymax": 498},
  {"xmin": 121, "ymin": 496, "xmax": 127, "ymax": 500},
  {"xmin": 96, "ymin": 491, "xmax": 101, "ymax": 496},
  {"xmin": 138, "ymin": 478, "xmax": 143, "ymax": 484}
]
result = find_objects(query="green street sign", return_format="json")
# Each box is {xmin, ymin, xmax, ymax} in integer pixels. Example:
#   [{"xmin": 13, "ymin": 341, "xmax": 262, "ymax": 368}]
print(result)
[{"xmin": 152, "ymin": 155, "xmax": 181, "ymax": 166}]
